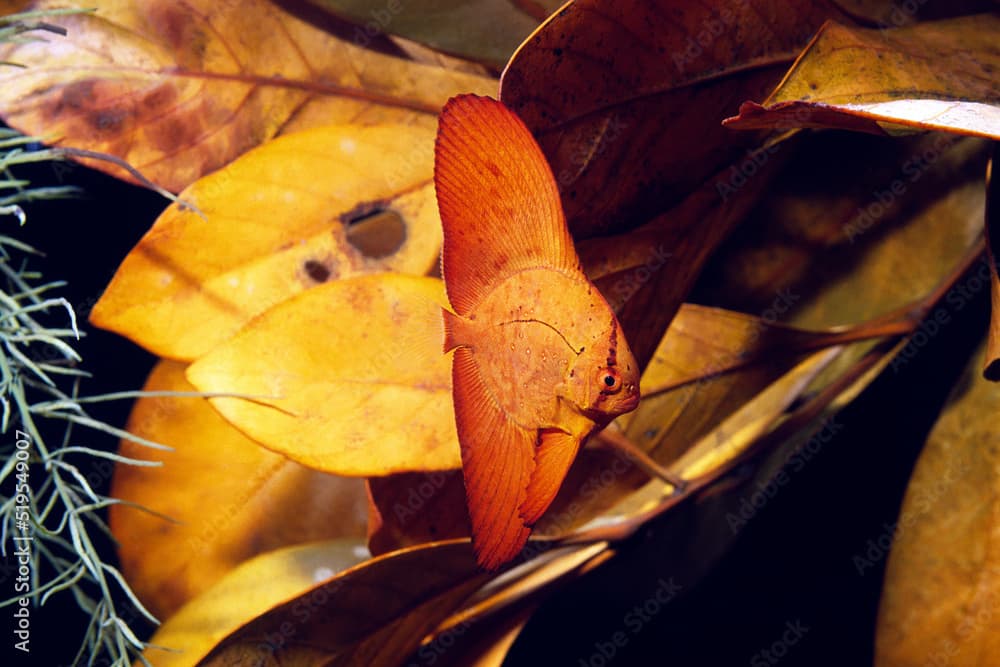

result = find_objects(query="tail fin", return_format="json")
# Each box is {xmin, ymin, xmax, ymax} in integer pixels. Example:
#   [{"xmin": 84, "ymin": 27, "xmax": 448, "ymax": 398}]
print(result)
[{"xmin": 442, "ymin": 308, "xmax": 465, "ymax": 353}]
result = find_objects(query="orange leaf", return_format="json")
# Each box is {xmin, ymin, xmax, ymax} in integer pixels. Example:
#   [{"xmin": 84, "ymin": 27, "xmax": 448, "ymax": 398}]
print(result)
[
  {"xmin": 186, "ymin": 273, "xmax": 459, "ymax": 476},
  {"xmin": 110, "ymin": 360, "xmax": 368, "ymax": 619},
  {"xmin": 723, "ymin": 16, "xmax": 1000, "ymax": 139},
  {"xmin": 90, "ymin": 123, "xmax": 441, "ymax": 361},
  {"xmin": 0, "ymin": 0, "xmax": 495, "ymax": 191}
]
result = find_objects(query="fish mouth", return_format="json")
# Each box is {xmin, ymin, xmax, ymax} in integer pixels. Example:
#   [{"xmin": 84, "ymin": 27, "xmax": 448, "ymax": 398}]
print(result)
[{"xmin": 620, "ymin": 391, "xmax": 641, "ymax": 413}]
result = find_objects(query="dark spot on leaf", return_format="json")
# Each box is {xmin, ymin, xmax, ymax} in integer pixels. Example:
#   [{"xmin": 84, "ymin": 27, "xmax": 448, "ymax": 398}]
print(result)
[
  {"xmin": 553, "ymin": 47, "xmax": 563, "ymax": 57},
  {"xmin": 90, "ymin": 108, "xmax": 128, "ymax": 133},
  {"xmin": 303, "ymin": 260, "xmax": 331, "ymax": 283}
]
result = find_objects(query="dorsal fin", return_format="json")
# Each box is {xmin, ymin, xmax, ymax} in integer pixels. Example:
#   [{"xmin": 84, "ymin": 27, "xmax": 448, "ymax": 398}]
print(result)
[{"xmin": 435, "ymin": 94, "xmax": 581, "ymax": 316}]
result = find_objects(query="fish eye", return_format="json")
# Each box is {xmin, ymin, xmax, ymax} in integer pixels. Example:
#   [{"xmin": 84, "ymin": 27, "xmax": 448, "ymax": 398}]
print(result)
[{"xmin": 598, "ymin": 368, "xmax": 622, "ymax": 393}]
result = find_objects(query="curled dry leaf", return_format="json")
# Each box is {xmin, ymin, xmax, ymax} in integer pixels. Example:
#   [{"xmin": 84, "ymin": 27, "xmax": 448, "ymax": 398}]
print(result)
[
  {"xmin": 0, "ymin": 0, "xmax": 495, "ymax": 191},
  {"xmin": 304, "ymin": 0, "xmax": 564, "ymax": 70},
  {"xmin": 110, "ymin": 360, "xmax": 369, "ymax": 619},
  {"xmin": 90, "ymin": 123, "xmax": 441, "ymax": 361},
  {"xmin": 500, "ymin": 0, "xmax": 851, "ymax": 238},
  {"xmin": 139, "ymin": 541, "xmax": 370, "ymax": 667},
  {"xmin": 186, "ymin": 273, "xmax": 459, "ymax": 476},
  {"xmin": 723, "ymin": 15, "xmax": 1000, "ymax": 139},
  {"xmin": 197, "ymin": 542, "xmax": 490, "ymax": 667},
  {"xmin": 875, "ymin": 341, "xmax": 1000, "ymax": 665}
]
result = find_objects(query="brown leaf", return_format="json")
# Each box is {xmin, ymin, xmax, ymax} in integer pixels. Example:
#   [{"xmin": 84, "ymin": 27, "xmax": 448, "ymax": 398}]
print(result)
[
  {"xmin": 875, "ymin": 340, "xmax": 1000, "ymax": 666},
  {"xmin": 578, "ymin": 150, "xmax": 789, "ymax": 370},
  {"xmin": 985, "ymin": 143, "xmax": 1000, "ymax": 380},
  {"xmin": 367, "ymin": 471, "xmax": 469, "ymax": 556},
  {"xmin": 110, "ymin": 360, "xmax": 368, "ymax": 619},
  {"xmin": 185, "ymin": 273, "xmax": 460, "ymax": 476},
  {"xmin": 90, "ymin": 123, "xmax": 442, "ymax": 361},
  {"xmin": 500, "ymin": 0, "xmax": 851, "ymax": 237},
  {"xmin": 723, "ymin": 15, "xmax": 1000, "ymax": 139},
  {"xmin": 0, "ymin": 0, "xmax": 495, "ymax": 191},
  {"xmin": 196, "ymin": 542, "xmax": 490, "ymax": 667}
]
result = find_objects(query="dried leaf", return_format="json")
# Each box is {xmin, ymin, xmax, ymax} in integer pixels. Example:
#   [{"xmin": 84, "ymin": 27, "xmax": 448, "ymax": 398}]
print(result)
[
  {"xmin": 367, "ymin": 471, "xmax": 468, "ymax": 556},
  {"xmin": 186, "ymin": 273, "xmax": 459, "ymax": 476},
  {"xmin": 110, "ymin": 360, "xmax": 368, "ymax": 619},
  {"xmin": 0, "ymin": 0, "xmax": 495, "ymax": 191},
  {"xmin": 578, "ymin": 152, "xmax": 788, "ymax": 370},
  {"xmin": 500, "ymin": 0, "xmax": 850, "ymax": 237},
  {"xmin": 91, "ymin": 123, "xmax": 441, "ymax": 361},
  {"xmin": 723, "ymin": 16, "xmax": 1000, "ymax": 139},
  {"xmin": 139, "ymin": 541, "xmax": 371, "ymax": 667},
  {"xmin": 198, "ymin": 542, "xmax": 489, "ymax": 667},
  {"xmin": 875, "ymin": 341, "xmax": 1000, "ymax": 665},
  {"xmin": 303, "ymin": 0, "xmax": 563, "ymax": 69}
]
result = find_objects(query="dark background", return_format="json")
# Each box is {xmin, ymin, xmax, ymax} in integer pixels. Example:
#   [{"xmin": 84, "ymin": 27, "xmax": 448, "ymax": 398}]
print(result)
[{"xmin": 0, "ymin": 146, "xmax": 989, "ymax": 667}]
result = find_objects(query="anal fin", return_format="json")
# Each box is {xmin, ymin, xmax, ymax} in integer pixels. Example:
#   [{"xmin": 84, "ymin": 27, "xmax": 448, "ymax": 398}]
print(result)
[{"xmin": 519, "ymin": 429, "xmax": 582, "ymax": 526}]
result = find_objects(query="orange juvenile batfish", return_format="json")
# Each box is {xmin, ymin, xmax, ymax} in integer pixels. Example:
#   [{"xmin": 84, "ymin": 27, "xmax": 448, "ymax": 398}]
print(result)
[{"xmin": 435, "ymin": 94, "xmax": 641, "ymax": 570}]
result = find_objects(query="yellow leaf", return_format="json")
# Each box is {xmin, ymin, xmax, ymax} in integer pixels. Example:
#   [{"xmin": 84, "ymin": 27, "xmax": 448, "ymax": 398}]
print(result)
[
  {"xmin": 724, "ymin": 15, "xmax": 1000, "ymax": 139},
  {"xmin": 91, "ymin": 123, "xmax": 441, "ymax": 361},
  {"xmin": 196, "ymin": 542, "xmax": 489, "ymax": 667},
  {"xmin": 875, "ymin": 341, "xmax": 1000, "ymax": 665},
  {"xmin": 186, "ymin": 273, "xmax": 459, "ymax": 476},
  {"xmin": 0, "ymin": 0, "xmax": 496, "ymax": 191},
  {"xmin": 139, "ymin": 540, "xmax": 372, "ymax": 667},
  {"xmin": 110, "ymin": 360, "xmax": 368, "ymax": 619}
]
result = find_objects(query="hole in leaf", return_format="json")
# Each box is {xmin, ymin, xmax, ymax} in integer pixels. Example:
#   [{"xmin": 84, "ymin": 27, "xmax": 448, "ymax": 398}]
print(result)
[
  {"xmin": 343, "ymin": 205, "xmax": 406, "ymax": 259},
  {"xmin": 303, "ymin": 259, "xmax": 332, "ymax": 283}
]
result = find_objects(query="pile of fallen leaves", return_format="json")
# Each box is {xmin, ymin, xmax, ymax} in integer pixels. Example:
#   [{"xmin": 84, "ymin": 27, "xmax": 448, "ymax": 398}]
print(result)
[{"xmin": 1, "ymin": 0, "xmax": 998, "ymax": 664}]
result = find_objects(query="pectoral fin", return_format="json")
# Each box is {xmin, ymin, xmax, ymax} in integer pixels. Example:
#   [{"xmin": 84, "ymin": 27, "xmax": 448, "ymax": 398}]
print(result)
[
  {"xmin": 451, "ymin": 347, "xmax": 534, "ymax": 570},
  {"xmin": 519, "ymin": 429, "xmax": 582, "ymax": 526}
]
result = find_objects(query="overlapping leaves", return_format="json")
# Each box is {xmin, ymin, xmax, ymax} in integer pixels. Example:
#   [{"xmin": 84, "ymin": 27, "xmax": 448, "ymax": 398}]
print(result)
[{"xmin": 2, "ymin": 1, "xmax": 997, "ymax": 665}]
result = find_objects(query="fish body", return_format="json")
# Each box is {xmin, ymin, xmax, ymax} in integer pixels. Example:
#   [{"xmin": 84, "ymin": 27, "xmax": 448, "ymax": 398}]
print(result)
[{"xmin": 435, "ymin": 94, "xmax": 640, "ymax": 569}]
